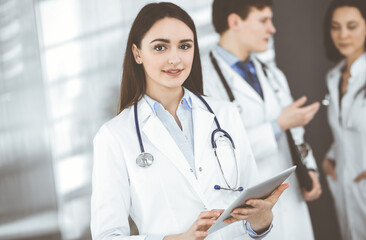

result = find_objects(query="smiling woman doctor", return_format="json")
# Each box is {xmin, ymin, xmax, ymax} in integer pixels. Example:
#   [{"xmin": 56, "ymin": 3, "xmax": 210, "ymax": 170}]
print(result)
[{"xmin": 90, "ymin": 2, "xmax": 288, "ymax": 240}]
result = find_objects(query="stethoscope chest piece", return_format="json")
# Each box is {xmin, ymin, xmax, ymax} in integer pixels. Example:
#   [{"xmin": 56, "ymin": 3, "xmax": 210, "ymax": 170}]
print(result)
[
  {"xmin": 136, "ymin": 152, "xmax": 154, "ymax": 168},
  {"xmin": 322, "ymin": 94, "xmax": 330, "ymax": 106}
]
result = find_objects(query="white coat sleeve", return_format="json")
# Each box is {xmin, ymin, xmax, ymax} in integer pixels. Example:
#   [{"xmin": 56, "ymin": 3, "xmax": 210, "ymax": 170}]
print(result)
[
  {"xmin": 91, "ymin": 125, "xmax": 146, "ymax": 240},
  {"xmin": 245, "ymin": 122, "xmax": 279, "ymax": 161}
]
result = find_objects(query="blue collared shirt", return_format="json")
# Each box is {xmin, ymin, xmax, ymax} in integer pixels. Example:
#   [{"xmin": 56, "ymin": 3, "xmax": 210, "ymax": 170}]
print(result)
[
  {"xmin": 215, "ymin": 45, "xmax": 282, "ymax": 140},
  {"xmin": 144, "ymin": 89, "xmax": 196, "ymax": 175}
]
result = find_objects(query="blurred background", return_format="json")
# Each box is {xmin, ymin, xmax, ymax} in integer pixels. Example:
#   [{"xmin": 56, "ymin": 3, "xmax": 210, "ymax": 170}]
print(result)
[{"xmin": 0, "ymin": 0, "xmax": 339, "ymax": 239}]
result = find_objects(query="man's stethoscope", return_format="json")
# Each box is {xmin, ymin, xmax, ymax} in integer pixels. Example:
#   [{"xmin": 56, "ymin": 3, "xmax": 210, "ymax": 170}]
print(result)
[{"xmin": 134, "ymin": 91, "xmax": 243, "ymax": 192}]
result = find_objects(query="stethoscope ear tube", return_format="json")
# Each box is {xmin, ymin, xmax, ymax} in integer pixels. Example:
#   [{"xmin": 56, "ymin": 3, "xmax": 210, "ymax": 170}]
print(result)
[
  {"xmin": 134, "ymin": 103, "xmax": 154, "ymax": 168},
  {"xmin": 134, "ymin": 103, "xmax": 145, "ymax": 153}
]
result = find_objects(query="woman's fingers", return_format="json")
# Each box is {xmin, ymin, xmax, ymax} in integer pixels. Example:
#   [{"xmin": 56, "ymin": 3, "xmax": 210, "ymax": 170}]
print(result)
[
  {"xmin": 354, "ymin": 171, "xmax": 366, "ymax": 182},
  {"xmin": 195, "ymin": 218, "xmax": 216, "ymax": 230},
  {"xmin": 195, "ymin": 209, "xmax": 223, "ymax": 231},
  {"xmin": 265, "ymin": 183, "xmax": 290, "ymax": 205},
  {"xmin": 322, "ymin": 158, "xmax": 337, "ymax": 180},
  {"xmin": 199, "ymin": 209, "xmax": 223, "ymax": 219}
]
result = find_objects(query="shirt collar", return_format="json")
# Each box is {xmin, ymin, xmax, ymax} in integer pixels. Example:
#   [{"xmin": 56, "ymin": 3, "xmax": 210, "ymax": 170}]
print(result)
[
  {"xmin": 350, "ymin": 52, "xmax": 366, "ymax": 78},
  {"xmin": 144, "ymin": 88, "xmax": 192, "ymax": 115},
  {"xmin": 215, "ymin": 45, "xmax": 253, "ymax": 67}
]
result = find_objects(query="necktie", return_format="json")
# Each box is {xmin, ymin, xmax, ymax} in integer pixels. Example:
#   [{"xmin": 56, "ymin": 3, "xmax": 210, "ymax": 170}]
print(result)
[{"xmin": 234, "ymin": 61, "xmax": 264, "ymax": 99}]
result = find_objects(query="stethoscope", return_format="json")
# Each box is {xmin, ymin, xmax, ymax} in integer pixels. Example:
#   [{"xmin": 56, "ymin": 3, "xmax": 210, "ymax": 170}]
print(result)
[
  {"xmin": 209, "ymin": 51, "xmax": 284, "ymax": 105},
  {"xmin": 134, "ymin": 91, "xmax": 243, "ymax": 192},
  {"xmin": 321, "ymin": 82, "xmax": 366, "ymax": 107}
]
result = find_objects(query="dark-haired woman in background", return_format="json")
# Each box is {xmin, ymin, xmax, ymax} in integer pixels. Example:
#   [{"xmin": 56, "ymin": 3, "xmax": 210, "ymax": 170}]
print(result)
[
  {"xmin": 90, "ymin": 2, "xmax": 287, "ymax": 240},
  {"xmin": 322, "ymin": 0, "xmax": 366, "ymax": 239}
]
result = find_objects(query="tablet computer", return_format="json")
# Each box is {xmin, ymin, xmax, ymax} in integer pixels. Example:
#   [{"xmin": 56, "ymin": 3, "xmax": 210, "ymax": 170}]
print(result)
[{"xmin": 207, "ymin": 165, "xmax": 297, "ymax": 234}]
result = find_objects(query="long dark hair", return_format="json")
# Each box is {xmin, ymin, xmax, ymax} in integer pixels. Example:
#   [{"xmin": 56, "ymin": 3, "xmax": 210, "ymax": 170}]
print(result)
[
  {"xmin": 118, "ymin": 2, "xmax": 203, "ymax": 114},
  {"xmin": 324, "ymin": 0, "xmax": 366, "ymax": 62}
]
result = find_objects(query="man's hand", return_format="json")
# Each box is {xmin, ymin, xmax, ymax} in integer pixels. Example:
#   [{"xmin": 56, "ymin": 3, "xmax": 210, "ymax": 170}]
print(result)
[
  {"xmin": 277, "ymin": 96, "xmax": 320, "ymax": 131},
  {"xmin": 302, "ymin": 171, "xmax": 322, "ymax": 201}
]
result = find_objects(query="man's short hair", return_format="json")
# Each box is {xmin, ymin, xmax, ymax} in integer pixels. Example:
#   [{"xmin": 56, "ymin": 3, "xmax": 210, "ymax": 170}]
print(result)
[{"xmin": 212, "ymin": 0, "xmax": 273, "ymax": 34}]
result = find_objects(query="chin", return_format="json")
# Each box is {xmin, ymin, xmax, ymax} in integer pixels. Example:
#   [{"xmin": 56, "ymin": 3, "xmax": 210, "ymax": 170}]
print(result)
[
  {"xmin": 338, "ymin": 49, "xmax": 354, "ymax": 58},
  {"xmin": 253, "ymin": 44, "xmax": 269, "ymax": 53}
]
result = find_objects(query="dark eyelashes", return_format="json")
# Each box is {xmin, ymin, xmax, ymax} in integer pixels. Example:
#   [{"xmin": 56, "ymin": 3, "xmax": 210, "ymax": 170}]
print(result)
[{"xmin": 153, "ymin": 43, "xmax": 192, "ymax": 51}]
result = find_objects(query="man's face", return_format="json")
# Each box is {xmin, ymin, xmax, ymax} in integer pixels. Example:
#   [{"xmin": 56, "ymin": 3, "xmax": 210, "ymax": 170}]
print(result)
[{"xmin": 237, "ymin": 6, "xmax": 276, "ymax": 53}]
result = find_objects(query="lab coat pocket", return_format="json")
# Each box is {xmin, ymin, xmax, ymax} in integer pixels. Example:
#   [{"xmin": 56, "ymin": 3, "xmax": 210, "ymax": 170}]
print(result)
[{"xmin": 214, "ymin": 136, "xmax": 238, "ymax": 187}]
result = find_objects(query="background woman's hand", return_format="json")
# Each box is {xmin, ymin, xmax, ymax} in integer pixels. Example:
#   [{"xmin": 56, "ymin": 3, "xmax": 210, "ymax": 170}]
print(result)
[
  {"xmin": 223, "ymin": 184, "xmax": 289, "ymax": 233},
  {"xmin": 354, "ymin": 171, "xmax": 366, "ymax": 182},
  {"xmin": 322, "ymin": 157, "xmax": 336, "ymax": 180},
  {"xmin": 302, "ymin": 171, "xmax": 322, "ymax": 201},
  {"xmin": 164, "ymin": 209, "xmax": 224, "ymax": 240}
]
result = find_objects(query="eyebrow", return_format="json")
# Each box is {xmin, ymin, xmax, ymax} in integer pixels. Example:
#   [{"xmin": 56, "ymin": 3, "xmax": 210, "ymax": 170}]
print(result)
[
  {"xmin": 331, "ymin": 20, "xmax": 359, "ymax": 24},
  {"xmin": 150, "ymin": 38, "xmax": 193, "ymax": 44}
]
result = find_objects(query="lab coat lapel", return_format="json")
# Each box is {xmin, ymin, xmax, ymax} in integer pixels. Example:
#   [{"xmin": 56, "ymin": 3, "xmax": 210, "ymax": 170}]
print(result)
[
  {"xmin": 328, "ymin": 72, "xmax": 341, "ymax": 121},
  {"xmin": 342, "ymin": 55, "xmax": 366, "ymax": 124},
  {"xmin": 212, "ymin": 50, "xmax": 263, "ymax": 104},
  {"xmin": 139, "ymin": 99, "xmax": 209, "ymax": 206},
  {"xmin": 328, "ymin": 61, "xmax": 345, "ymax": 122},
  {"xmin": 252, "ymin": 59, "xmax": 279, "ymax": 117},
  {"xmin": 189, "ymin": 93, "xmax": 215, "ymax": 167}
]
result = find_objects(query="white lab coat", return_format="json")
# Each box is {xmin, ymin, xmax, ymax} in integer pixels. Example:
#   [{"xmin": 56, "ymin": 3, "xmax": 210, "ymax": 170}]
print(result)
[
  {"xmin": 325, "ymin": 53, "xmax": 366, "ymax": 240},
  {"xmin": 202, "ymin": 49, "xmax": 316, "ymax": 240},
  {"xmin": 91, "ymin": 90, "xmax": 263, "ymax": 240}
]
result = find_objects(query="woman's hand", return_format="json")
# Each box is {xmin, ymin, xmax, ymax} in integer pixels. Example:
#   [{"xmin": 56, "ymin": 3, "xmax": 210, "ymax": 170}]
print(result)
[
  {"xmin": 354, "ymin": 171, "xmax": 366, "ymax": 182},
  {"xmin": 322, "ymin": 157, "xmax": 336, "ymax": 180},
  {"xmin": 302, "ymin": 171, "xmax": 322, "ymax": 202},
  {"xmin": 164, "ymin": 209, "xmax": 224, "ymax": 240},
  {"xmin": 223, "ymin": 184, "xmax": 289, "ymax": 233}
]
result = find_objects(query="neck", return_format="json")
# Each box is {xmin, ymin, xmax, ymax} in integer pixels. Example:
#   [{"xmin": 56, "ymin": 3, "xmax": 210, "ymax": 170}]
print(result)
[
  {"xmin": 345, "ymin": 50, "xmax": 364, "ymax": 73},
  {"xmin": 219, "ymin": 31, "xmax": 250, "ymax": 61},
  {"xmin": 146, "ymin": 86, "xmax": 183, "ymax": 115}
]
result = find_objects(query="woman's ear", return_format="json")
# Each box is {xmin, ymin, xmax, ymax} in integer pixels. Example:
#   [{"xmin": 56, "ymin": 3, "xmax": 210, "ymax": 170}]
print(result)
[
  {"xmin": 227, "ymin": 13, "xmax": 241, "ymax": 31},
  {"xmin": 132, "ymin": 44, "xmax": 142, "ymax": 64}
]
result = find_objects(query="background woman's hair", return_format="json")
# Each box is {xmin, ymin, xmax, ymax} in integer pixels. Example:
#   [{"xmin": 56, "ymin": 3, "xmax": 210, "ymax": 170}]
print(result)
[
  {"xmin": 324, "ymin": 0, "xmax": 366, "ymax": 62},
  {"xmin": 118, "ymin": 2, "xmax": 203, "ymax": 113}
]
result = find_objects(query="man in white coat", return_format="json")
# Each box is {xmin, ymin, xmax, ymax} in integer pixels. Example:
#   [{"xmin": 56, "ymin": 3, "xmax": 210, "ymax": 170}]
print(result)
[{"xmin": 203, "ymin": 0, "xmax": 322, "ymax": 239}]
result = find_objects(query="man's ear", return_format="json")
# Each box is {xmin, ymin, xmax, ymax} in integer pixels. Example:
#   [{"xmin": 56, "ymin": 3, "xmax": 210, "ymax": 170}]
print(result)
[
  {"xmin": 227, "ymin": 13, "xmax": 242, "ymax": 31},
  {"xmin": 132, "ymin": 44, "xmax": 142, "ymax": 64}
]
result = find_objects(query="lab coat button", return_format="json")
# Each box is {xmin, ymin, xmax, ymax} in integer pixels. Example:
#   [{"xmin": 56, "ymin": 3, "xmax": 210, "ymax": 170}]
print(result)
[
  {"xmin": 199, "ymin": 167, "xmax": 203, "ymax": 172},
  {"xmin": 190, "ymin": 168, "xmax": 193, "ymax": 173}
]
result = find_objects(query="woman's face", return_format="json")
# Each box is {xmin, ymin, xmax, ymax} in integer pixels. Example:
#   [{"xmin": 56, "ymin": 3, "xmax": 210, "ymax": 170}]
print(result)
[
  {"xmin": 133, "ymin": 17, "xmax": 194, "ymax": 94},
  {"xmin": 330, "ymin": 6, "xmax": 366, "ymax": 60}
]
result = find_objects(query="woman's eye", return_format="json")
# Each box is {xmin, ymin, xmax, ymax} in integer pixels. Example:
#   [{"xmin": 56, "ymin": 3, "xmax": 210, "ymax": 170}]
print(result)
[
  {"xmin": 180, "ymin": 44, "xmax": 192, "ymax": 50},
  {"xmin": 154, "ymin": 45, "xmax": 166, "ymax": 51},
  {"xmin": 348, "ymin": 25, "xmax": 357, "ymax": 30},
  {"xmin": 330, "ymin": 25, "xmax": 340, "ymax": 31}
]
